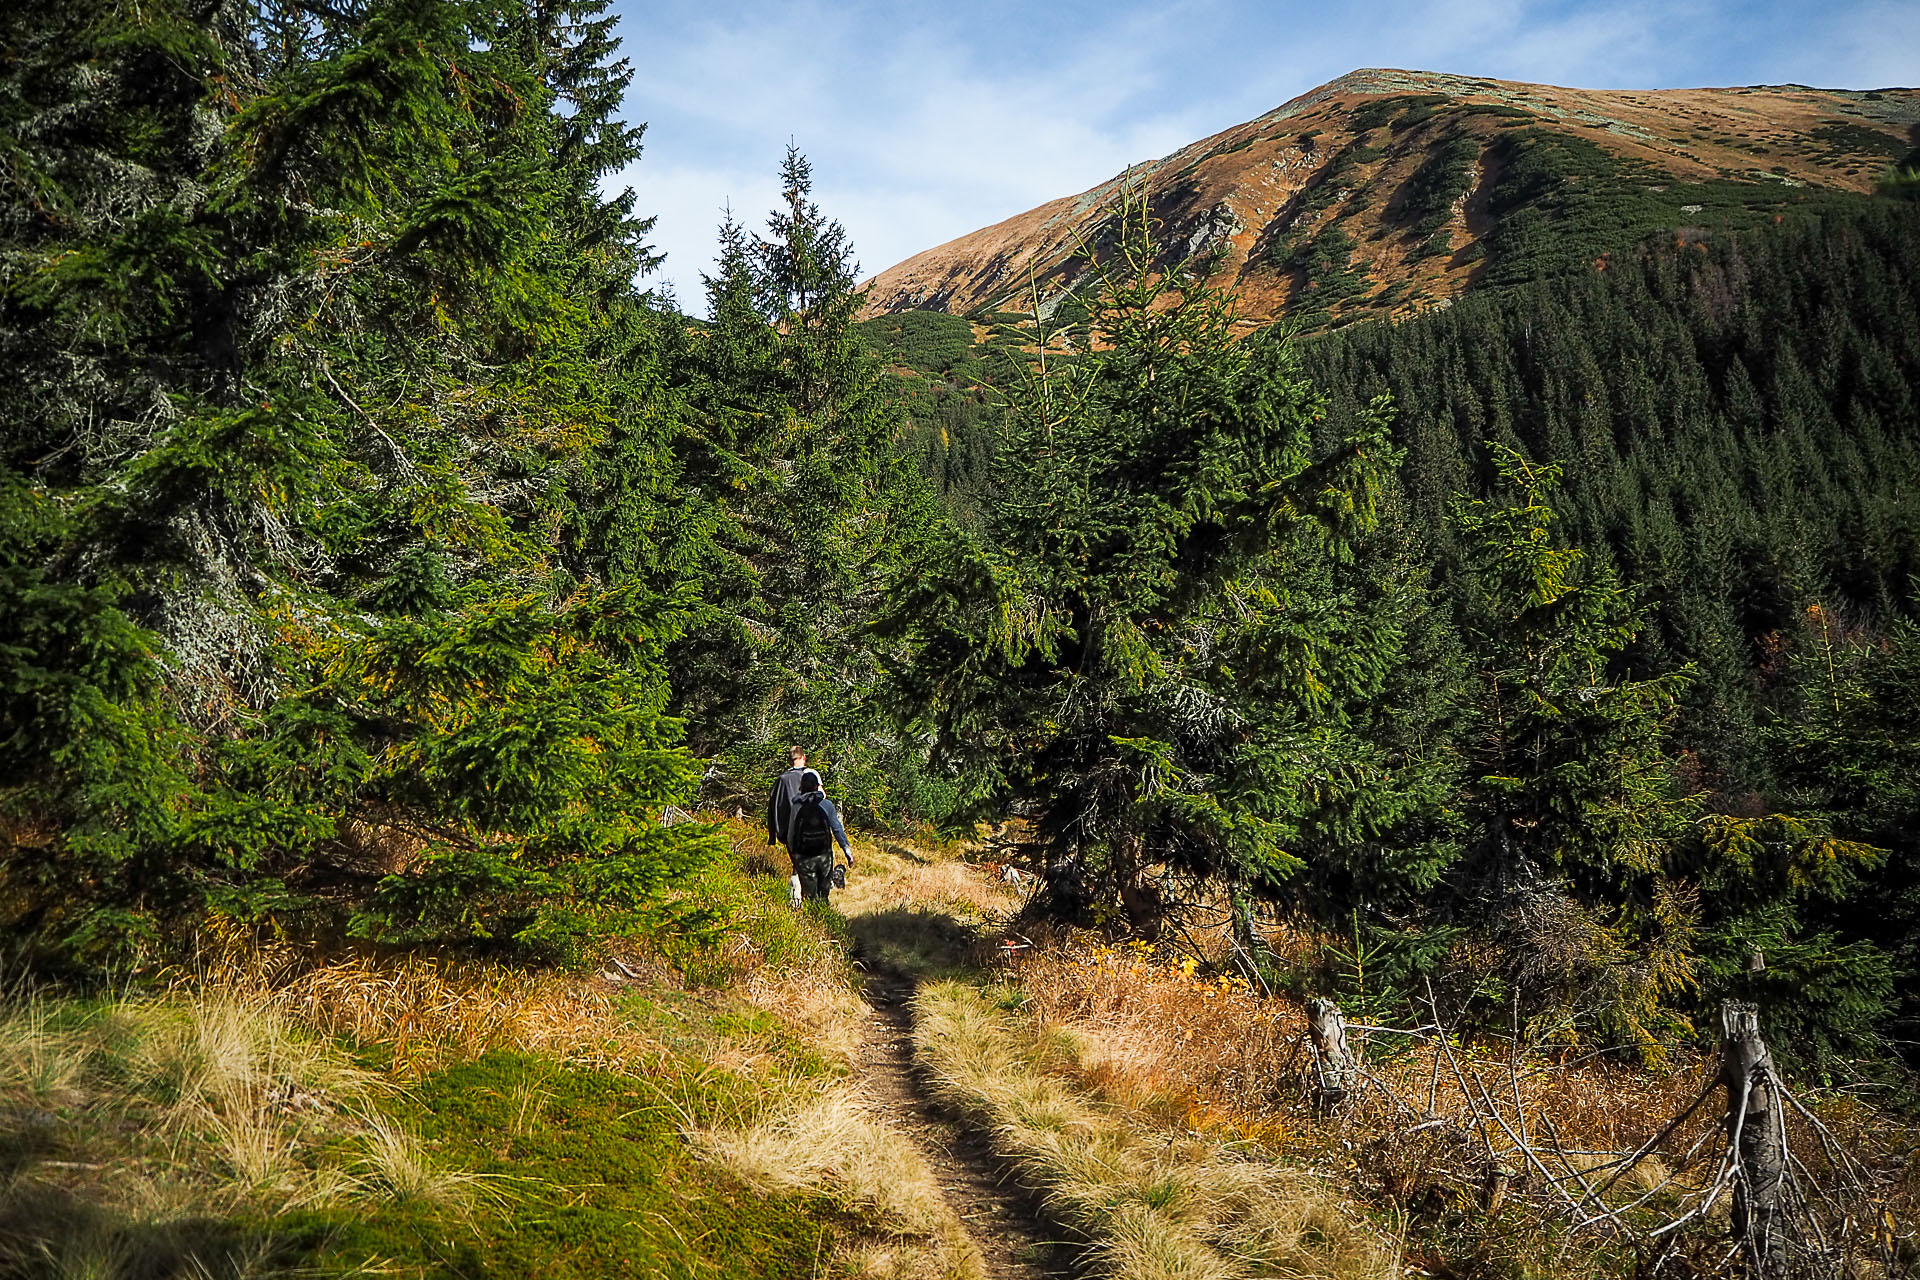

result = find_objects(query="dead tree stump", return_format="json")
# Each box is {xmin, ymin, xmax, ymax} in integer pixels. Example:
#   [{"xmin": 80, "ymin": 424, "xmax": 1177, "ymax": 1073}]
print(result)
[
  {"xmin": 1305, "ymin": 997, "xmax": 1357, "ymax": 1114},
  {"xmin": 1720, "ymin": 1000, "xmax": 1787, "ymax": 1279},
  {"xmin": 1483, "ymin": 1163, "xmax": 1516, "ymax": 1214}
]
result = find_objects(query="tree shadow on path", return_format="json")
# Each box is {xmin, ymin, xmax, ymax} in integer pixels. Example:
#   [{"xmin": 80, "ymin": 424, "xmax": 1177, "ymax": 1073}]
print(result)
[{"xmin": 842, "ymin": 905, "xmax": 1077, "ymax": 1280}]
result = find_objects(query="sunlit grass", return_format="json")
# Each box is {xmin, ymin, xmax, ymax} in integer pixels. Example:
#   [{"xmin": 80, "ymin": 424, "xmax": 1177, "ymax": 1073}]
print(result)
[{"xmin": 914, "ymin": 980, "xmax": 1403, "ymax": 1280}]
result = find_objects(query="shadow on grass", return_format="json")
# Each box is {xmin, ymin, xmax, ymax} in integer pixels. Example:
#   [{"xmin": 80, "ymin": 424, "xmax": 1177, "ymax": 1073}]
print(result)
[
  {"xmin": 880, "ymin": 839, "xmax": 932, "ymax": 866},
  {"xmin": 0, "ymin": 1177, "xmax": 267, "ymax": 1280},
  {"xmin": 0, "ymin": 1112, "xmax": 58, "ymax": 1179},
  {"xmin": 844, "ymin": 906, "xmax": 994, "ymax": 985}
]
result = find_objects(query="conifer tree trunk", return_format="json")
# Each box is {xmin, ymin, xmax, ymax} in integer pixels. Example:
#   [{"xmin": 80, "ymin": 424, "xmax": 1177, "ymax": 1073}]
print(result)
[
  {"xmin": 1112, "ymin": 833, "xmax": 1163, "ymax": 941},
  {"xmin": 1228, "ymin": 881, "xmax": 1269, "ymax": 992}
]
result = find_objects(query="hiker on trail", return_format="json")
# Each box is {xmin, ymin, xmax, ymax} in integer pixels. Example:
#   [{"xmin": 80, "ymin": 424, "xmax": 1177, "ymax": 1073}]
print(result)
[
  {"xmin": 765, "ymin": 745, "xmax": 812, "ymax": 849},
  {"xmin": 785, "ymin": 769, "xmax": 852, "ymax": 903}
]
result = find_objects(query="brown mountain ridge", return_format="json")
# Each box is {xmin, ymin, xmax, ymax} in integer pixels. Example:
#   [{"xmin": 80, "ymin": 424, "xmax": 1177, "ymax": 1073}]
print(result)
[{"xmin": 862, "ymin": 68, "xmax": 1920, "ymax": 332}]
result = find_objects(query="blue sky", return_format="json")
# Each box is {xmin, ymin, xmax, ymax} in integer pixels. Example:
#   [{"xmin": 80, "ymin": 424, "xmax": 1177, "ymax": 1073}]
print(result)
[{"xmin": 605, "ymin": 0, "xmax": 1919, "ymax": 310}]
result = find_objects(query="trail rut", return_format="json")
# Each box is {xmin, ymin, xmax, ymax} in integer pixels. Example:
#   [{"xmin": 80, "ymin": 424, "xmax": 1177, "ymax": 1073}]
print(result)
[{"xmin": 853, "ymin": 963, "xmax": 1073, "ymax": 1280}]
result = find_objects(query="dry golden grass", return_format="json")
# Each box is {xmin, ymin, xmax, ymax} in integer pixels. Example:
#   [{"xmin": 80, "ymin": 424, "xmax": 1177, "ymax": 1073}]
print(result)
[
  {"xmin": 261, "ymin": 950, "xmax": 664, "ymax": 1076},
  {"xmin": 707, "ymin": 808, "xmax": 1020, "ymax": 928},
  {"xmin": 1013, "ymin": 938, "xmax": 1719, "ymax": 1157},
  {"xmin": 681, "ymin": 814, "xmax": 873, "ymax": 1062},
  {"xmin": 354, "ymin": 1111, "xmax": 502, "ymax": 1210},
  {"xmin": 1001, "ymin": 930, "xmax": 1920, "ymax": 1278},
  {"xmin": 0, "ymin": 996, "xmax": 91, "ymax": 1103},
  {"xmin": 0, "ymin": 830, "xmax": 1024, "ymax": 1279},
  {"xmin": 682, "ymin": 821, "xmax": 1012, "ymax": 1277},
  {"xmin": 696, "ymin": 812, "xmax": 1020, "ymax": 1065},
  {"xmin": 695, "ymin": 822, "xmax": 1915, "ymax": 1278},
  {"xmin": 692, "ymin": 1087, "xmax": 985, "ymax": 1280},
  {"xmin": 259, "ymin": 915, "xmax": 870, "ymax": 1084},
  {"xmin": 0, "ymin": 986, "xmax": 446, "ymax": 1230},
  {"xmin": 837, "ymin": 852, "xmax": 1023, "ymax": 922},
  {"xmin": 1354, "ymin": 1035, "xmax": 1711, "ymax": 1153},
  {"xmin": 740, "ymin": 957, "xmax": 870, "ymax": 1064},
  {"xmin": 914, "ymin": 980, "xmax": 1402, "ymax": 1280},
  {"xmin": 1017, "ymin": 944, "xmax": 1301, "ymax": 1133}
]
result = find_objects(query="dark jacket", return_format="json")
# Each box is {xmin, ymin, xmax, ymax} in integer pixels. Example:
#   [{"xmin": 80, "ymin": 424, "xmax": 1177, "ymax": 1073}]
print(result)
[
  {"xmin": 766, "ymin": 766, "xmax": 810, "ymax": 845},
  {"xmin": 785, "ymin": 789, "xmax": 850, "ymax": 860}
]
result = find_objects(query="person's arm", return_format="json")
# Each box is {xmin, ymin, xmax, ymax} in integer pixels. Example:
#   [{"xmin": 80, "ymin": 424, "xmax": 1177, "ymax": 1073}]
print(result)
[
  {"xmin": 765, "ymin": 777, "xmax": 782, "ymax": 845},
  {"xmin": 825, "ymin": 800, "xmax": 852, "ymax": 862}
]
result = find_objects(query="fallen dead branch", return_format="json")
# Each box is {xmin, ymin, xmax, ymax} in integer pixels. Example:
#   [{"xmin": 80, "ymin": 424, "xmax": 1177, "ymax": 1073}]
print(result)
[{"xmin": 1302, "ymin": 987, "xmax": 1908, "ymax": 1279}]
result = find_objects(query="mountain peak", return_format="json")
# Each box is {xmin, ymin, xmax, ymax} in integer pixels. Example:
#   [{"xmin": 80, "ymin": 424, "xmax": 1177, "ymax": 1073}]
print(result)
[{"xmin": 864, "ymin": 72, "xmax": 1919, "ymax": 328}]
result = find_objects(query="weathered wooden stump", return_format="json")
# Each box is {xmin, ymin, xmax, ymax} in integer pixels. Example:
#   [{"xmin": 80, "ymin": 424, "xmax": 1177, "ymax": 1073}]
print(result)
[
  {"xmin": 1720, "ymin": 1000, "xmax": 1786, "ymax": 1279},
  {"xmin": 1305, "ymin": 997, "xmax": 1357, "ymax": 1115},
  {"xmin": 1483, "ymin": 1162, "xmax": 1518, "ymax": 1214}
]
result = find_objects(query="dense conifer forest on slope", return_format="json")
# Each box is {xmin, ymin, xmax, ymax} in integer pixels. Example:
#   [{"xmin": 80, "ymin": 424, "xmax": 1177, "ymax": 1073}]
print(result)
[
  {"xmin": 1299, "ymin": 202, "xmax": 1920, "ymax": 1057},
  {"xmin": 1307, "ymin": 201, "xmax": 1920, "ymax": 766},
  {"xmin": 5, "ymin": 0, "xmax": 1920, "ymax": 1096},
  {"xmin": 873, "ymin": 199, "xmax": 1920, "ymax": 1064}
]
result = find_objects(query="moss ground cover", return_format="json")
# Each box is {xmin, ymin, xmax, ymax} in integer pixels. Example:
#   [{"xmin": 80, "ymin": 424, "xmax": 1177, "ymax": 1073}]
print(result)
[{"xmin": 288, "ymin": 1051, "xmax": 837, "ymax": 1279}]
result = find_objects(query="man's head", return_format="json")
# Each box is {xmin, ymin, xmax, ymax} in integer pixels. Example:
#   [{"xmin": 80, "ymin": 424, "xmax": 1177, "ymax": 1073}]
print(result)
[
  {"xmin": 788, "ymin": 745, "xmax": 807, "ymax": 767},
  {"xmin": 800, "ymin": 769, "xmax": 821, "ymax": 793}
]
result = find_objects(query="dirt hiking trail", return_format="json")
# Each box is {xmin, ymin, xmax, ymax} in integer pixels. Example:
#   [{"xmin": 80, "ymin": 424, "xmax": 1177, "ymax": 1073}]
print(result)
[{"xmin": 838, "ymin": 851, "xmax": 1075, "ymax": 1280}]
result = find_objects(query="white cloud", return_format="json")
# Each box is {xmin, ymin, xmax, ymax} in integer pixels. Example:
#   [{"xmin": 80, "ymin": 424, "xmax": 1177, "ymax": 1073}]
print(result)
[{"xmin": 611, "ymin": 0, "xmax": 1223, "ymax": 308}]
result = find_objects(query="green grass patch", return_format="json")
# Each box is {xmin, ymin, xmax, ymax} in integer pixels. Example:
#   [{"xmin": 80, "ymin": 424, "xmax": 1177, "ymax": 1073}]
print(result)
[
  {"xmin": 650, "ymin": 841, "xmax": 851, "ymax": 978},
  {"xmin": 287, "ymin": 1051, "xmax": 837, "ymax": 1279},
  {"xmin": 612, "ymin": 986, "xmax": 843, "ymax": 1081}
]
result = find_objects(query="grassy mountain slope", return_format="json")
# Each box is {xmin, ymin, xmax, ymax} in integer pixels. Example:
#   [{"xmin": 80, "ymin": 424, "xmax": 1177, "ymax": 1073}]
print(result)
[{"xmin": 863, "ymin": 68, "xmax": 1919, "ymax": 332}]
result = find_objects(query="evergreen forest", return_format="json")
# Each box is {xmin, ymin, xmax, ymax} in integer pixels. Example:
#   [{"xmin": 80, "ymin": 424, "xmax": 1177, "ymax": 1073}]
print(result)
[{"xmin": 3, "ymin": 2, "xmax": 1920, "ymax": 1274}]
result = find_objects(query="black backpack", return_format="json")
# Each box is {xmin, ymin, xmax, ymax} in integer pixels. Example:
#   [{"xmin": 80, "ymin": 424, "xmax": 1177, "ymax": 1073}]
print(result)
[
  {"xmin": 769, "ymin": 767, "xmax": 806, "ymax": 840},
  {"xmin": 788, "ymin": 794, "xmax": 834, "ymax": 859}
]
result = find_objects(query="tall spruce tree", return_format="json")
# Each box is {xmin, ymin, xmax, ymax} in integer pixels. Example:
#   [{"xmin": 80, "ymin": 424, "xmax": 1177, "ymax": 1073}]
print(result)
[
  {"xmin": 0, "ymin": 0, "xmax": 718, "ymax": 963},
  {"xmin": 887, "ymin": 202, "xmax": 1454, "ymax": 938},
  {"xmin": 1451, "ymin": 447, "xmax": 1693, "ymax": 894},
  {"xmin": 1445, "ymin": 447, "xmax": 1701, "ymax": 1050},
  {"xmin": 643, "ymin": 149, "xmax": 952, "ymax": 822},
  {"xmin": 1693, "ymin": 607, "xmax": 1910, "ymax": 1064}
]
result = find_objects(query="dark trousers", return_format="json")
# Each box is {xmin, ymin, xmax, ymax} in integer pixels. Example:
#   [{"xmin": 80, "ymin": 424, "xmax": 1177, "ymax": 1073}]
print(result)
[{"xmin": 793, "ymin": 852, "xmax": 834, "ymax": 902}]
